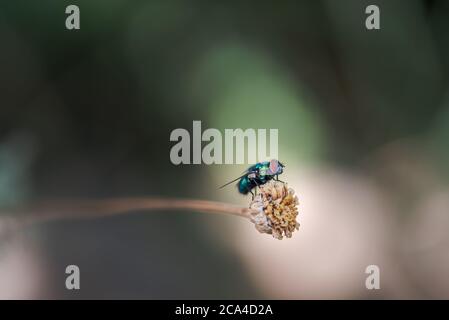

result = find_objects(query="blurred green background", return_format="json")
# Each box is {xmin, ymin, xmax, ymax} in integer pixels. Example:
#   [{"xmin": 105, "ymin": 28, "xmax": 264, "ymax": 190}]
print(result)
[{"xmin": 1, "ymin": 0, "xmax": 449, "ymax": 299}]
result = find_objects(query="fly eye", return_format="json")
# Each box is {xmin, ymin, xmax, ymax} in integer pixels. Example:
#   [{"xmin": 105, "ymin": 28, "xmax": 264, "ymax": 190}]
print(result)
[{"xmin": 269, "ymin": 160, "xmax": 278, "ymax": 174}]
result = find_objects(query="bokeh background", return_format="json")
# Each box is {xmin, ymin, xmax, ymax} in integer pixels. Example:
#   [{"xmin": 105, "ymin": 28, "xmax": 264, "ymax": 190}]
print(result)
[{"xmin": 1, "ymin": 0, "xmax": 449, "ymax": 299}]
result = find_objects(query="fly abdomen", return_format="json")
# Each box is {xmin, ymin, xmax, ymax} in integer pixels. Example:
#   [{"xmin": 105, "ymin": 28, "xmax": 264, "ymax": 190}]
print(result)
[
  {"xmin": 238, "ymin": 177, "xmax": 259, "ymax": 194},
  {"xmin": 238, "ymin": 176, "xmax": 266, "ymax": 194}
]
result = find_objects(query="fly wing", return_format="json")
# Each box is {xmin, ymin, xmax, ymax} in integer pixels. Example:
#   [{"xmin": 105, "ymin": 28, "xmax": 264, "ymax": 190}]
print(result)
[
  {"xmin": 219, "ymin": 167, "xmax": 260, "ymax": 189},
  {"xmin": 218, "ymin": 173, "xmax": 248, "ymax": 189},
  {"xmin": 244, "ymin": 162, "xmax": 263, "ymax": 174}
]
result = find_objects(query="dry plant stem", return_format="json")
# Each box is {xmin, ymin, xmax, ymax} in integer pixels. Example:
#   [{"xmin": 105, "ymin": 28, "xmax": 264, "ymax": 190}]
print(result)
[{"xmin": 7, "ymin": 198, "xmax": 257, "ymax": 227}]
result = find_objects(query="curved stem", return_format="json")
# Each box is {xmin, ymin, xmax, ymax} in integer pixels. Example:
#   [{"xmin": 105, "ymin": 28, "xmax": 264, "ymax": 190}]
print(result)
[{"xmin": 5, "ymin": 198, "xmax": 257, "ymax": 227}]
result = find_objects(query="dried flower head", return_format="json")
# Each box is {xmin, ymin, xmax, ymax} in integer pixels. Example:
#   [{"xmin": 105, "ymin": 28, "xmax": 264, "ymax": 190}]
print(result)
[{"xmin": 249, "ymin": 181, "xmax": 300, "ymax": 240}]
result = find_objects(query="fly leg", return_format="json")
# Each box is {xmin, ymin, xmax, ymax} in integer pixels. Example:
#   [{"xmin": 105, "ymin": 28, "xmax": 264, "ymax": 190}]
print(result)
[
  {"xmin": 247, "ymin": 173, "xmax": 259, "ymax": 199},
  {"xmin": 253, "ymin": 179, "xmax": 260, "ymax": 196},
  {"xmin": 248, "ymin": 173, "xmax": 260, "ymax": 199},
  {"xmin": 247, "ymin": 187, "xmax": 255, "ymax": 200},
  {"xmin": 275, "ymin": 174, "xmax": 285, "ymax": 183}
]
